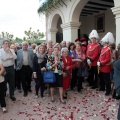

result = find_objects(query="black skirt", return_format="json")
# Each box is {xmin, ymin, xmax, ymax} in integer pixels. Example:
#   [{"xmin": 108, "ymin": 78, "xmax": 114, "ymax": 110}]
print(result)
[{"xmin": 49, "ymin": 73, "xmax": 63, "ymax": 88}]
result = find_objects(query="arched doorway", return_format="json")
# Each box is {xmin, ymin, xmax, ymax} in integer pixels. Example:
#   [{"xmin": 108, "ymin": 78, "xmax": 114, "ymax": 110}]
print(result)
[
  {"xmin": 69, "ymin": 0, "xmax": 115, "ymax": 42},
  {"xmin": 56, "ymin": 17, "xmax": 63, "ymax": 43},
  {"xmin": 49, "ymin": 11, "xmax": 64, "ymax": 43}
]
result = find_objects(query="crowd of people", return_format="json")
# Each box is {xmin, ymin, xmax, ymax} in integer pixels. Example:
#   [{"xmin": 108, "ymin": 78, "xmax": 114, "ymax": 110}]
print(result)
[{"xmin": 0, "ymin": 29, "xmax": 120, "ymax": 117}]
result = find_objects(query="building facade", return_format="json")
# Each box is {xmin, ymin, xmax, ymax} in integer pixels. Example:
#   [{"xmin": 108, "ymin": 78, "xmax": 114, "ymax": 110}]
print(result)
[{"xmin": 43, "ymin": 0, "xmax": 120, "ymax": 47}]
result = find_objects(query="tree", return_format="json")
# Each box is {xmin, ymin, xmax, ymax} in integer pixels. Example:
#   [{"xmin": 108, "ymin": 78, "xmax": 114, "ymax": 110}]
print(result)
[
  {"xmin": 0, "ymin": 32, "xmax": 14, "ymax": 42},
  {"xmin": 24, "ymin": 27, "xmax": 45, "ymax": 42}
]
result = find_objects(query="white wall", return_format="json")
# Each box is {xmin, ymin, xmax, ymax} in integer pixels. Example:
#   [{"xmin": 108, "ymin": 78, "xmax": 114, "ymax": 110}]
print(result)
[{"xmin": 80, "ymin": 9, "xmax": 116, "ymax": 40}]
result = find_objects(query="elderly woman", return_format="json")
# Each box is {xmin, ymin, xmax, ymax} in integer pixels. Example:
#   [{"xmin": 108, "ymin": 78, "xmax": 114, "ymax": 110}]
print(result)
[
  {"xmin": 71, "ymin": 43, "xmax": 86, "ymax": 92},
  {"xmin": 46, "ymin": 47, "xmax": 66, "ymax": 104},
  {"xmin": 61, "ymin": 47, "xmax": 73, "ymax": 99},
  {"xmin": 33, "ymin": 45, "xmax": 47, "ymax": 99}
]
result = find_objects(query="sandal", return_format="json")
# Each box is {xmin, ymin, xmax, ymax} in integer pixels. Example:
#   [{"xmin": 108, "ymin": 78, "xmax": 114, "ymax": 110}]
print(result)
[
  {"xmin": 51, "ymin": 99, "xmax": 55, "ymax": 102},
  {"xmin": 60, "ymin": 99, "xmax": 66, "ymax": 104}
]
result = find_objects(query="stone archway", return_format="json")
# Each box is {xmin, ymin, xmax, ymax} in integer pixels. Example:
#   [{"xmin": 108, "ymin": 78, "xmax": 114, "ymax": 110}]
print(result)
[
  {"xmin": 48, "ymin": 10, "xmax": 65, "ymax": 43},
  {"xmin": 69, "ymin": 0, "xmax": 89, "ymax": 22},
  {"xmin": 69, "ymin": 0, "xmax": 118, "ymax": 45}
]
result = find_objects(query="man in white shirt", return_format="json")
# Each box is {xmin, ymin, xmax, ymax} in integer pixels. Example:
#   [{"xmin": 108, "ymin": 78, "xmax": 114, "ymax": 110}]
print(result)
[{"xmin": 0, "ymin": 40, "xmax": 17, "ymax": 101}]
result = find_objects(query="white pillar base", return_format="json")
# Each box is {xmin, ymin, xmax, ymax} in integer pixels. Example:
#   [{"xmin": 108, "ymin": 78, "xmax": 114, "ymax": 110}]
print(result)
[{"xmin": 61, "ymin": 22, "xmax": 81, "ymax": 43}]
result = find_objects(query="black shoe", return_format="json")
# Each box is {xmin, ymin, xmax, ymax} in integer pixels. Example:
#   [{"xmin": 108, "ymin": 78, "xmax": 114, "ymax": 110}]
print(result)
[
  {"xmin": 28, "ymin": 89, "xmax": 32, "ymax": 92},
  {"xmin": 10, "ymin": 96, "xmax": 16, "ymax": 101},
  {"xmin": 4, "ymin": 92, "xmax": 6, "ymax": 97},
  {"xmin": 77, "ymin": 90, "xmax": 81, "ymax": 93},
  {"xmin": 63, "ymin": 96, "xmax": 67, "ymax": 99},
  {"xmin": 105, "ymin": 92, "xmax": 110, "ymax": 96},
  {"xmin": 23, "ymin": 93, "xmax": 28, "ymax": 97},
  {"xmin": 113, "ymin": 96, "xmax": 120, "ymax": 100},
  {"xmin": 99, "ymin": 89, "xmax": 105, "ymax": 91},
  {"xmin": 91, "ymin": 86, "xmax": 98, "ymax": 89}
]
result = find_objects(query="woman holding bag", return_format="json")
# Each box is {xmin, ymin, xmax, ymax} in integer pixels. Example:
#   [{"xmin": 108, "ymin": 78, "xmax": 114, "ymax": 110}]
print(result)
[
  {"xmin": 33, "ymin": 45, "xmax": 47, "ymax": 99},
  {"xmin": 62, "ymin": 47, "xmax": 73, "ymax": 99},
  {"xmin": 46, "ymin": 47, "xmax": 66, "ymax": 104},
  {"xmin": 71, "ymin": 43, "xmax": 86, "ymax": 92}
]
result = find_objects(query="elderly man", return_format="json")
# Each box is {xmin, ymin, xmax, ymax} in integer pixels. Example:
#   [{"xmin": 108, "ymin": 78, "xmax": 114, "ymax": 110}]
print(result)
[
  {"xmin": 61, "ymin": 41, "xmax": 66, "ymax": 48},
  {"xmin": 47, "ymin": 40, "xmax": 53, "ymax": 48},
  {"xmin": 17, "ymin": 41, "xmax": 34, "ymax": 97},
  {"xmin": 0, "ymin": 40, "xmax": 17, "ymax": 101}
]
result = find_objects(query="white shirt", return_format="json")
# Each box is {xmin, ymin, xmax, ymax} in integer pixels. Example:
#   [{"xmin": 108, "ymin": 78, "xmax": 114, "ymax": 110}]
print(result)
[
  {"xmin": 23, "ymin": 51, "xmax": 28, "ymax": 65},
  {"xmin": 0, "ymin": 48, "xmax": 17, "ymax": 67}
]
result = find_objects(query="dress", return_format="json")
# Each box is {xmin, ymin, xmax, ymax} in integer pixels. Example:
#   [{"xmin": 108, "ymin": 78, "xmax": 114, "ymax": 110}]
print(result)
[{"xmin": 62, "ymin": 56, "xmax": 73, "ymax": 90}]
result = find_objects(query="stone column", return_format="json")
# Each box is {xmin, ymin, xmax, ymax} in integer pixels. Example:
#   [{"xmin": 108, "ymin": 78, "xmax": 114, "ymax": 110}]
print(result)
[
  {"xmin": 61, "ymin": 22, "xmax": 81, "ymax": 42},
  {"xmin": 112, "ymin": 6, "xmax": 120, "ymax": 48},
  {"xmin": 48, "ymin": 28, "xmax": 58, "ymax": 43}
]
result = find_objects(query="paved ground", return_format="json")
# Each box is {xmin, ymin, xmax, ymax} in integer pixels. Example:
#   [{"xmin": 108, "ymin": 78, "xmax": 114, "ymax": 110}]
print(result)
[{"xmin": 0, "ymin": 82, "xmax": 119, "ymax": 120}]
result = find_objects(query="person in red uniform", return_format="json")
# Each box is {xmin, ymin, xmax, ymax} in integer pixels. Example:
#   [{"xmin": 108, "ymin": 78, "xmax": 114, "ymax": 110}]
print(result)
[
  {"xmin": 97, "ymin": 32, "xmax": 115, "ymax": 95},
  {"xmin": 80, "ymin": 37, "xmax": 87, "ymax": 53},
  {"xmin": 87, "ymin": 30, "xmax": 100, "ymax": 89},
  {"xmin": 61, "ymin": 47, "xmax": 73, "ymax": 99},
  {"xmin": 75, "ymin": 38, "xmax": 81, "ymax": 44}
]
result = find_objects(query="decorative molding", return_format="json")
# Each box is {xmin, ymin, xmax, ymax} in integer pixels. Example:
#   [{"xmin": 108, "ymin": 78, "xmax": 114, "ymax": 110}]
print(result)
[
  {"xmin": 111, "ymin": 6, "xmax": 120, "ymax": 18},
  {"xmin": 61, "ymin": 22, "xmax": 81, "ymax": 30}
]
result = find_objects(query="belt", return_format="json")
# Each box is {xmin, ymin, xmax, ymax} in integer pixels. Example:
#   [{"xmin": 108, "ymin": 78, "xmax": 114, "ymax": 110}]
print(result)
[{"xmin": 5, "ymin": 65, "xmax": 14, "ymax": 68}]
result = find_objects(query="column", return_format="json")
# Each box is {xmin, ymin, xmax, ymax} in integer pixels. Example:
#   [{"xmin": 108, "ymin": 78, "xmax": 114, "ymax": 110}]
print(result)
[
  {"xmin": 61, "ymin": 22, "xmax": 81, "ymax": 42},
  {"xmin": 112, "ymin": 6, "xmax": 120, "ymax": 49},
  {"xmin": 47, "ymin": 28, "xmax": 58, "ymax": 43}
]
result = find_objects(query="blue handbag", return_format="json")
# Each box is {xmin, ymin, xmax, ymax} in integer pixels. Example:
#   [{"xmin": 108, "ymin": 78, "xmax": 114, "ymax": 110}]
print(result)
[{"xmin": 43, "ymin": 71, "xmax": 56, "ymax": 83}]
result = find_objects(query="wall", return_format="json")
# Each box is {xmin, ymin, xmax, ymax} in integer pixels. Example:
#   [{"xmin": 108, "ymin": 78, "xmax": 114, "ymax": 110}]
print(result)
[{"xmin": 79, "ymin": 9, "xmax": 116, "ymax": 40}]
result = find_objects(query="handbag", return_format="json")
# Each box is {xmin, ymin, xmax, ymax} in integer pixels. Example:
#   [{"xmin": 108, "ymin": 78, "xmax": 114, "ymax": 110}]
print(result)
[
  {"xmin": 77, "ymin": 67, "xmax": 89, "ymax": 77},
  {"xmin": 43, "ymin": 71, "xmax": 56, "ymax": 83}
]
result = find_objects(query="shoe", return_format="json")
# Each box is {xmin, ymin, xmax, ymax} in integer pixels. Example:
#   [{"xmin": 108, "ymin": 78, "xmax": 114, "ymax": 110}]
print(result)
[
  {"xmin": 28, "ymin": 89, "xmax": 32, "ymax": 92},
  {"xmin": 113, "ymin": 96, "xmax": 120, "ymax": 100},
  {"xmin": 105, "ymin": 93, "xmax": 110, "ymax": 96},
  {"xmin": 34, "ymin": 95, "xmax": 38, "ymax": 99},
  {"xmin": 91, "ymin": 86, "xmax": 98, "ymax": 89},
  {"xmin": 10, "ymin": 96, "xmax": 16, "ymax": 101},
  {"xmin": 99, "ymin": 89, "xmax": 105, "ymax": 91},
  {"xmin": 51, "ymin": 99, "xmax": 55, "ymax": 103},
  {"xmin": 63, "ymin": 96, "xmax": 67, "ymax": 99},
  {"xmin": 77, "ymin": 89, "xmax": 81, "ymax": 93},
  {"xmin": 2, "ymin": 107, "xmax": 7, "ymax": 113},
  {"xmin": 42, "ymin": 97, "xmax": 46, "ymax": 100},
  {"xmin": 23, "ymin": 93, "xmax": 28, "ymax": 97},
  {"xmin": 4, "ymin": 92, "xmax": 6, "ymax": 97},
  {"xmin": 60, "ymin": 100, "xmax": 66, "ymax": 104}
]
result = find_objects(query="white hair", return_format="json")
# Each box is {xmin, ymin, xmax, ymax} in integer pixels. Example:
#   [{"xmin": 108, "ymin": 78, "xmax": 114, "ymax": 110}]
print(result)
[{"xmin": 61, "ymin": 47, "xmax": 68, "ymax": 54}]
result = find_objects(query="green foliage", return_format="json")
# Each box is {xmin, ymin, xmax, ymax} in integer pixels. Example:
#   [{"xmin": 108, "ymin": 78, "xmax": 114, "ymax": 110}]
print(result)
[
  {"xmin": 38, "ymin": 0, "xmax": 60, "ymax": 13},
  {"xmin": 0, "ymin": 32, "xmax": 14, "ymax": 41},
  {"xmin": 24, "ymin": 28, "xmax": 45, "ymax": 42},
  {"xmin": 14, "ymin": 37, "xmax": 23, "ymax": 43}
]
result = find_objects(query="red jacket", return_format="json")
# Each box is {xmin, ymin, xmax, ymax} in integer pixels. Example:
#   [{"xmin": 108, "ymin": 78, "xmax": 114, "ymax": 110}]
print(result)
[
  {"xmin": 87, "ymin": 43, "xmax": 100, "ymax": 66},
  {"xmin": 62, "ymin": 56, "xmax": 74, "ymax": 75},
  {"xmin": 99, "ymin": 46, "xmax": 111, "ymax": 73}
]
